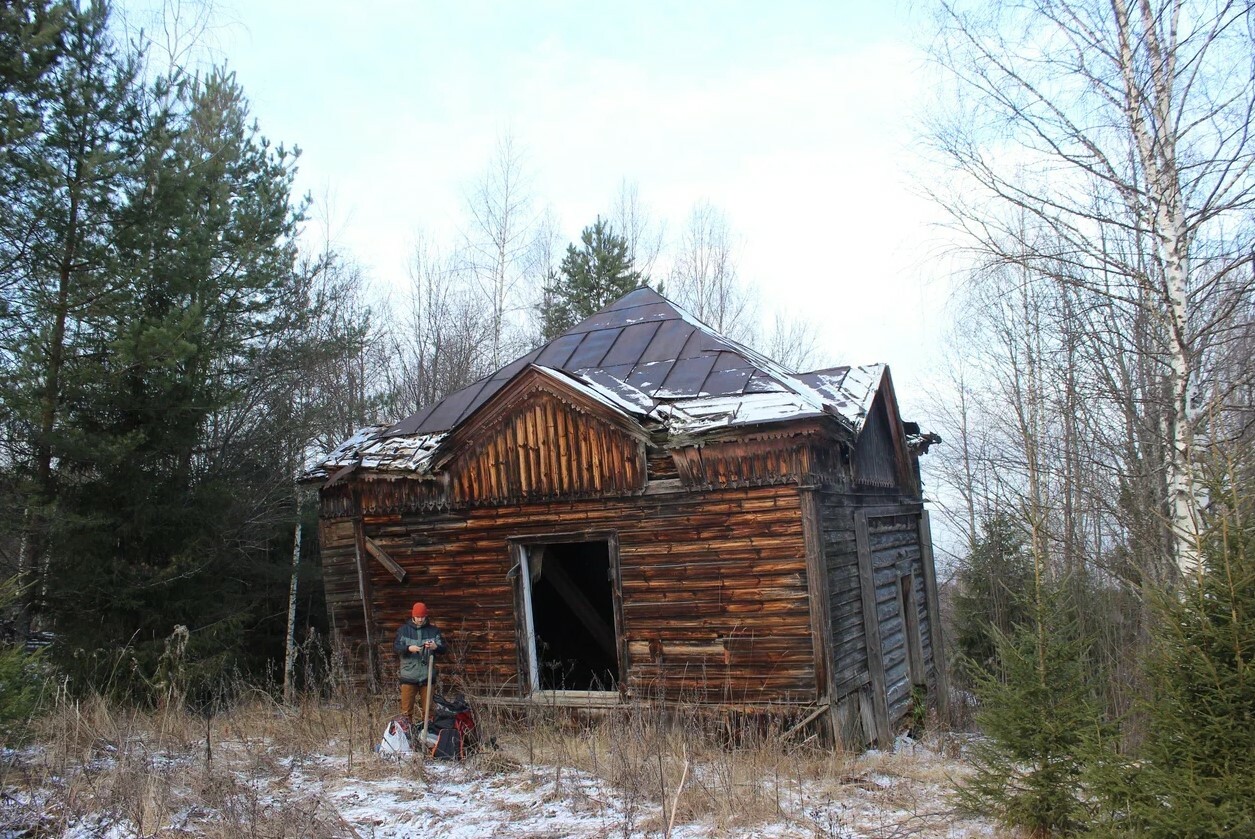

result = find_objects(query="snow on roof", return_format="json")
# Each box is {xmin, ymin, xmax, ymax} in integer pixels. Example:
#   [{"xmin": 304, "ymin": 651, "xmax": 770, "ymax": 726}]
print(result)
[
  {"xmin": 302, "ymin": 426, "xmax": 446, "ymax": 481},
  {"xmin": 306, "ymin": 290, "xmax": 895, "ymax": 479},
  {"xmin": 539, "ymin": 366, "xmax": 657, "ymax": 417},
  {"xmin": 661, "ymin": 392, "xmax": 826, "ymax": 435},
  {"xmin": 796, "ymin": 364, "xmax": 886, "ymax": 430}
]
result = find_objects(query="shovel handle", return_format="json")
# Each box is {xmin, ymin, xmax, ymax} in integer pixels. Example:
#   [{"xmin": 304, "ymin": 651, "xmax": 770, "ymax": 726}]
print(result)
[{"xmin": 419, "ymin": 651, "xmax": 435, "ymax": 748}]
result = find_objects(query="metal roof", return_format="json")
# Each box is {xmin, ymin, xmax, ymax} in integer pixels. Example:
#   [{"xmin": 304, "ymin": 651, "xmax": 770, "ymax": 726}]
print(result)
[
  {"xmin": 387, "ymin": 287, "xmax": 882, "ymax": 437},
  {"xmin": 306, "ymin": 288, "xmax": 890, "ymax": 479}
]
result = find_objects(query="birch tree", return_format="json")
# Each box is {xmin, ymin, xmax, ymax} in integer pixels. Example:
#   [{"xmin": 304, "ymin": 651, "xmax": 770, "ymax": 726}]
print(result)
[
  {"xmin": 930, "ymin": 0, "xmax": 1255, "ymax": 579},
  {"xmin": 462, "ymin": 134, "xmax": 537, "ymax": 369},
  {"xmin": 390, "ymin": 238, "xmax": 493, "ymax": 417},
  {"xmin": 670, "ymin": 201, "xmax": 756, "ymax": 343},
  {"xmin": 610, "ymin": 179, "xmax": 665, "ymax": 279}
]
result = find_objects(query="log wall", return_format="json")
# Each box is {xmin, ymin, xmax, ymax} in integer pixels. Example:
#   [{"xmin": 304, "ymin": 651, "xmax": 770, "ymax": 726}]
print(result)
[
  {"xmin": 317, "ymin": 517, "xmax": 378, "ymax": 685},
  {"xmin": 333, "ymin": 483, "xmax": 819, "ymax": 706}
]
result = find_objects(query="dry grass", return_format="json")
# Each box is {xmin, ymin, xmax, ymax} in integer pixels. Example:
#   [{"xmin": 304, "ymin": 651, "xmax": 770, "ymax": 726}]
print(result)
[{"xmin": 0, "ymin": 688, "xmax": 995, "ymax": 838}]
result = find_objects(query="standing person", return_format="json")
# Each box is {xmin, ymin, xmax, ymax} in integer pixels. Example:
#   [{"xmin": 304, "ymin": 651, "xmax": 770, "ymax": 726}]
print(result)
[{"xmin": 394, "ymin": 602, "xmax": 445, "ymax": 724}]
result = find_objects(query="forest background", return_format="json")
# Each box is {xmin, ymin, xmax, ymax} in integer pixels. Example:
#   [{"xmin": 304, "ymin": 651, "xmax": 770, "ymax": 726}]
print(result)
[{"xmin": 1, "ymin": 2, "xmax": 1253, "ymax": 835}]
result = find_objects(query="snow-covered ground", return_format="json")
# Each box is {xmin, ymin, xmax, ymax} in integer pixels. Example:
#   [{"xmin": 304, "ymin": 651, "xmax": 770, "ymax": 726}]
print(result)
[{"xmin": 2, "ymin": 732, "xmax": 999, "ymax": 838}]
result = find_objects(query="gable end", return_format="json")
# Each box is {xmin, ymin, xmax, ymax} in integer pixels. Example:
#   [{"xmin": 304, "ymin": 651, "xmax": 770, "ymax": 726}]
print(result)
[{"xmin": 443, "ymin": 383, "xmax": 647, "ymax": 505}]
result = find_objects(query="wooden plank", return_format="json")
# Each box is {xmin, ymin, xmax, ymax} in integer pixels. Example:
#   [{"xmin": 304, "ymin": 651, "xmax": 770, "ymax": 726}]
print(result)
[
  {"xmin": 901, "ymin": 573, "xmax": 926, "ymax": 686},
  {"xmin": 918, "ymin": 511, "xmax": 949, "ymax": 717},
  {"xmin": 855, "ymin": 509, "xmax": 891, "ymax": 747},
  {"xmin": 509, "ymin": 541, "xmax": 533, "ymax": 697},
  {"xmin": 799, "ymin": 488, "xmax": 837, "ymax": 742},
  {"xmin": 363, "ymin": 536, "xmax": 407, "ymax": 582},
  {"xmin": 782, "ymin": 701, "xmax": 831, "ymax": 740},
  {"xmin": 352, "ymin": 520, "xmax": 379, "ymax": 692},
  {"xmin": 606, "ymin": 533, "xmax": 629, "ymax": 697}
]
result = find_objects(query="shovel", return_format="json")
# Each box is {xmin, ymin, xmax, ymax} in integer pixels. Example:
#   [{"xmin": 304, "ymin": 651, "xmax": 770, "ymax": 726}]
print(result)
[{"xmin": 419, "ymin": 649, "xmax": 435, "ymax": 750}]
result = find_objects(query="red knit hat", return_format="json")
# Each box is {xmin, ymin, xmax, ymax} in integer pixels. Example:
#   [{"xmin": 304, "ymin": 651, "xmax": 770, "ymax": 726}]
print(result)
[{"xmin": 411, "ymin": 602, "xmax": 428, "ymax": 618}]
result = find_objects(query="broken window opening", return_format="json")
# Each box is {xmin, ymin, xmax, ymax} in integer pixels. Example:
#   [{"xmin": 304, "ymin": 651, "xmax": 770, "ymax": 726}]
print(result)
[{"xmin": 524, "ymin": 540, "xmax": 619, "ymax": 692}]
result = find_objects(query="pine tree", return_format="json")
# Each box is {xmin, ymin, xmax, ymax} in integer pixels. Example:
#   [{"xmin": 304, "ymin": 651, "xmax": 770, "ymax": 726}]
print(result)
[
  {"xmin": 539, "ymin": 217, "xmax": 646, "ymax": 340},
  {"xmin": 956, "ymin": 582, "xmax": 1103, "ymax": 835},
  {"xmin": 0, "ymin": 1, "xmax": 144, "ymax": 641},
  {"xmin": 952, "ymin": 513, "xmax": 1034, "ymax": 686},
  {"xmin": 39, "ymin": 65, "xmax": 320, "ymax": 698},
  {"xmin": 0, "ymin": 0, "xmax": 64, "ymax": 161},
  {"xmin": 1088, "ymin": 476, "xmax": 1255, "ymax": 838}
]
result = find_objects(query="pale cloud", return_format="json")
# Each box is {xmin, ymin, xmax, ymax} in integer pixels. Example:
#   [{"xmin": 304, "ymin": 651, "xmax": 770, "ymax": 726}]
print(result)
[{"xmin": 123, "ymin": 0, "xmax": 960, "ymax": 392}]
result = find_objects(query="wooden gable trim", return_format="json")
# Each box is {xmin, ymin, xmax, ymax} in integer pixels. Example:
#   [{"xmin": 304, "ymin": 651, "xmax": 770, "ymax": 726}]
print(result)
[
  {"xmin": 431, "ymin": 367, "xmax": 650, "ymax": 505},
  {"xmin": 874, "ymin": 369, "xmax": 916, "ymax": 494},
  {"xmin": 431, "ymin": 365, "xmax": 650, "ymax": 470},
  {"xmin": 668, "ymin": 419, "xmax": 849, "ymax": 489},
  {"xmin": 854, "ymin": 369, "xmax": 917, "ymax": 494}
]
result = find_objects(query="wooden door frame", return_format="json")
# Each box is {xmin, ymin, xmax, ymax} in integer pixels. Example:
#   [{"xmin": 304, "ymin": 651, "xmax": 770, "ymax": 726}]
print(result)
[{"xmin": 508, "ymin": 530, "xmax": 627, "ymax": 699}]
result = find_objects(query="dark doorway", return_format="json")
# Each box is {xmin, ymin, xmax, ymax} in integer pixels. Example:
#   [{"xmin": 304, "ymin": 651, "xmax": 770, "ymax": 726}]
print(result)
[{"xmin": 526, "ymin": 540, "xmax": 618, "ymax": 691}]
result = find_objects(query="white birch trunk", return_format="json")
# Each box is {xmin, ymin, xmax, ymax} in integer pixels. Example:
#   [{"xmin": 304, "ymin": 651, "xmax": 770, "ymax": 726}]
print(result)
[
  {"xmin": 1114, "ymin": 0, "xmax": 1200, "ymax": 577},
  {"xmin": 283, "ymin": 484, "xmax": 303, "ymax": 704}
]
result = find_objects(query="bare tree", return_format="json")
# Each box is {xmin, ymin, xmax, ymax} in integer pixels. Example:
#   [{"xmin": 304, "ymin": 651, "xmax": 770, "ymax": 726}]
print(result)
[
  {"xmin": 760, "ymin": 311, "xmax": 827, "ymax": 371},
  {"xmin": 525, "ymin": 207, "xmax": 564, "ymax": 345},
  {"xmin": 462, "ymin": 134, "xmax": 539, "ymax": 369},
  {"xmin": 669, "ymin": 201, "xmax": 756, "ymax": 343},
  {"xmin": 390, "ymin": 237, "xmax": 494, "ymax": 417},
  {"xmin": 610, "ymin": 179, "xmax": 665, "ymax": 279},
  {"xmin": 116, "ymin": 0, "xmax": 234, "ymax": 81},
  {"xmin": 929, "ymin": 0, "xmax": 1255, "ymax": 579}
]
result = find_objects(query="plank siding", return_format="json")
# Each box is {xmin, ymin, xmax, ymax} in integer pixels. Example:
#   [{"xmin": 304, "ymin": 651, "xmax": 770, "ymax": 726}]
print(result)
[
  {"xmin": 318, "ymin": 518, "xmax": 360, "ymax": 646},
  {"xmin": 815, "ymin": 495, "xmax": 868, "ymax": 699},
  {"xmin": 444, "ymin": 390, "xmax": 647, "ymax": 505},
  {"xmin": 852, "ymin": 397, "xmax": 899, "ymax": 488},
  {"xmin": 331, "ymin": 484, "xmax": 817, "ymax": 706}
]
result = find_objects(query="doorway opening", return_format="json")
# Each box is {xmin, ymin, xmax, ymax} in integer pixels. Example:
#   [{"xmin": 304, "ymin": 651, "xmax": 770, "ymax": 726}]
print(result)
[{"xmin": 520, "ymin": 540, "xmax": 620, "ymax": 692}]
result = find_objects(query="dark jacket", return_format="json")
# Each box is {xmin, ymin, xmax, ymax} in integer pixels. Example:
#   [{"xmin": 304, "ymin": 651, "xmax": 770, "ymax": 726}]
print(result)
[{"xmin": 394, "ymin": 620, "xmax": 445, "ymax": 684}]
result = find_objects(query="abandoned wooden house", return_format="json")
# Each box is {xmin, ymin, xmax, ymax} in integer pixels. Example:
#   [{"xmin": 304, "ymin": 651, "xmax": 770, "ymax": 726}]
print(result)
[{"xmin": 305, "ymin": 287, "xmax": 947, "ymax": 747}]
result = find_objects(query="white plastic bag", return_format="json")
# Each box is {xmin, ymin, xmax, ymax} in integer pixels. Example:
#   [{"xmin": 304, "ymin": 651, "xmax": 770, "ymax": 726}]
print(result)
[{"xmin": 377, "ymin": 717, "xmax": 412, "ymax": 754}]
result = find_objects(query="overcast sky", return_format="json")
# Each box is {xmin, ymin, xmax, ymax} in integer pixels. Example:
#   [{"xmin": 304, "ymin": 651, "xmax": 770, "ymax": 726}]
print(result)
[{"xmin": 122, "ymin": 0, "xmax": 961, "ymax": 404}]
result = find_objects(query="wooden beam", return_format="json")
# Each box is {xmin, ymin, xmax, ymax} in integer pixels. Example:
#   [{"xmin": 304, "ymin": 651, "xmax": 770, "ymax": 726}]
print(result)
[
  {"xmin": 901, "ymin": 573, "xmax": 926, "ymax": 686},
  {"xmin": 799, "ymin": 488, "xmax": 838, "ymax": 746},
  {"xmin": 782, "ymin": 701, "xmax": 831, "ymax": 740},
  {"xmin": 363, "ymin": 536, "xmax": 407, "ymax": 582},
  {"xmin": 917, "ymin": 512, "xmax": 950, "ymax": 717},
  {"xmin": 606, "ymin": 534, "xmax": 629, "ymax": 699},
  {"xmin": 540, "ymin": 558, "xmax": 618, "ymax": 661},
  {"xmin": 352, "ymin": 521, "xmax": 379, "ymax": 692},
  {"xmin": 855, "ymin": 510, "xmax": 892, "ymax": 748}
]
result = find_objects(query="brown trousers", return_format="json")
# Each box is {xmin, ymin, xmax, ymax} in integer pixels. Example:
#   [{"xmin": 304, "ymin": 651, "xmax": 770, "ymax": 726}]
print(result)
[{"xmin": 400, "ymin": 682, "xmax": 432, "ymax": 724}]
